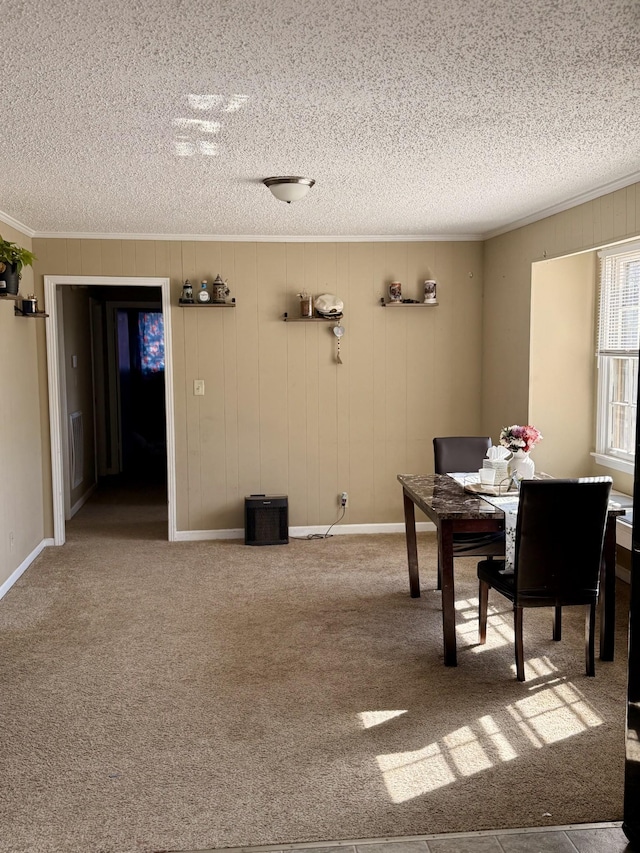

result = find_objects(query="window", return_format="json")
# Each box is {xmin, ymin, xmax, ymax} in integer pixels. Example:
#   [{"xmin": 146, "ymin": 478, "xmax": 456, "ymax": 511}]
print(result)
[{"xmin": 596, "ymin": 242, "xmax": 640, "ymax": 473}]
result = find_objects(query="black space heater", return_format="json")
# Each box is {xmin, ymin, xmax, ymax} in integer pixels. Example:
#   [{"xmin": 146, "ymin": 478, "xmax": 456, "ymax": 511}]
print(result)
[{"xmin": 244, "ymin": 495, "xmax": 289, "ymax": 545}]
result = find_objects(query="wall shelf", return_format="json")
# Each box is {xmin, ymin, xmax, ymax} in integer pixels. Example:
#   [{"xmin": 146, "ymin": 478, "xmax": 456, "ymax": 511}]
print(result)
[
  {"xmin": 282, "ymin": 312, "xmax": 343, "ymax": 321},
  {"xmin": 14, "ymin": 308, "xmax": 49, "ymax": 318},
  {"xmin": 179, "ymin": 300, "xmax": 236, "ymax": 307},
  {"xmin": 380, "ymin": 299, "xmax": 438, "ymax": 307}
]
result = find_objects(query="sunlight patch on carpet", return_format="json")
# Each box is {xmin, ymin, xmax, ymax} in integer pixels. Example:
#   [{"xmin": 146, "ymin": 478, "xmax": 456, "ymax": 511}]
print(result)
[
  {"xmin": 377, "ymin": 716, "xmax": 520, "ymax": 802},
  {"xmin": 507, "ymin": 681, "xmax": 603, "ymax": 746},
  {"xmin": 376, "ymin": 681, "xmax": 602, "ymax": 802},
  {"xmin": 360, "ymin": 710, "xmax": 408, "ymax": 728}
]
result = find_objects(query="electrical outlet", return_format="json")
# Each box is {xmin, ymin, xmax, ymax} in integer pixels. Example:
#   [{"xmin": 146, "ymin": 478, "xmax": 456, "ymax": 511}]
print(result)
[
  {"xmin": 9, "ymin": 532, "xmax": 15, "ymax": 553},
  {"xmin": 340, "ymin": 492, "xmax": 348, "ymax": 507}
]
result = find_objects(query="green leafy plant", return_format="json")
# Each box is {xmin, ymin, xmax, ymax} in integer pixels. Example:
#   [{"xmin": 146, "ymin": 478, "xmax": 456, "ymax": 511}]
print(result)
[{"xmin": 0, "ymin": 234, "xmax": 36, "ymax": 275}]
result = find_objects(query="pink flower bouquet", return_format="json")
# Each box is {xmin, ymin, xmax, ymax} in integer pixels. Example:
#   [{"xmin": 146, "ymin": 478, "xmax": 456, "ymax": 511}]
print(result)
[{"xmin": 499, "ymin": 424, "xmax": 543, "ymax": 454}]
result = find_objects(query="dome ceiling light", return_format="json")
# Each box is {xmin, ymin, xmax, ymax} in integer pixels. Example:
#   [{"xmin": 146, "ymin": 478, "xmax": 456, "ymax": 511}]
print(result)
[{"xmin": 263, "ymin": 176, "xmax": 315, "ymax": 204}]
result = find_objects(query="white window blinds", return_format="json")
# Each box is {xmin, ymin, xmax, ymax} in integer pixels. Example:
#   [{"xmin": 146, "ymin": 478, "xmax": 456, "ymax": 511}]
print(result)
[{"xmin": 598, "ymin": 242, "xmax": 640, "ymax": 355}]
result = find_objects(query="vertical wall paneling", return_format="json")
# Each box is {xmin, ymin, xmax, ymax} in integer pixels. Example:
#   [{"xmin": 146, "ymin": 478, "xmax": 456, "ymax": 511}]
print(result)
[
  {"xmin": 100, "ymin": 240, "xmax": 123, "ymax": 276},
  {"xmin": 302, "ymin": 243, "xmax": 321, "ymax": 523},
  {"xmin": 581, "ymin": 200, "xmax": 595, "ymax": 250},
  {"xmin": 42, "ymin": 238, "xmax": 69, "ymax": 273},
  {"xmin": 234, "ymin": 242, "xmax": 261, "ymax": 499},
  {"xmin": 316, "ymin": 243, "xmax": 341, "ymax": 521},
  {"xmin": 154, "ymin": 241, "xmax": 169, "ymax": 277},
  {"xmin": 257, "ymin": 243, "xmax": 288, "ymax": 496},
  {"xmin": 169, "ymin": 245, "xmax": 189, "ymax": 530},
  {"xmin": 80, "ymin": 240, "xmax": 102, "ymax": 274},
  {"xmin": 626, "ymin": 186, "xmax": 637, "ymax": 237},
  {"xmin": 198, "ymin": 306, "xmax": 227, "ymax": 528},
  {"xmin": 601, "ymin": 193, "xmax": 615, "ymax": 244},
  {"xmin": 335, "ymin": 243, "xmax": 352, "ymax": 513},
  {"xmin": 32, "ymin": 234, "xmax": 491, "ymax": 532},
  {"xmin": 120, "ymin": 240, "xmax": 136, "ymax": 274},
  {"xmin": 614, "ymin": 188, "xmax": 628, "ymax": 239},
  {"xmin": 348, "ymin": 243, "xmax": 376, "ymax": 522},
  {"xmin": 285, "ymin": 243, "xmax": 310, "ymax": 524},
  {"xmin": 65, "ymin": 240, "xmax": 83, "ymax": 275},
  {"xmin": 382, "ymin": 243, "xmax": 410, "ymax": 518},
  {"xmin": 133, "ymin": 240, "xmax": 156, "ymax": 277},
  {"xmin": 184, "ymin": 295, "xmax": 203, "ymax": 528},
  {"xmin": 221, "ymin": 243, "xmax": 240, "ymax": 527},
  {"xmin": 371, "ymin": 243, "xmax": 389, "ymax": 520}
]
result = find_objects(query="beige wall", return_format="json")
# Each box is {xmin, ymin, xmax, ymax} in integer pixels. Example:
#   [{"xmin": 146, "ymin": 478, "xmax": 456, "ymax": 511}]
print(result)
[
  {"xmin": 5, "ymin": 180, "xmax": 636, "ymax": 558},
  {"xmin": 483, "ymin": 182, "xmax": 640, "ymax": 493},
  {"xmin": 529, "ymin": 251, "xmax": 598, "ymax": 478},
  {"xmin": 0, "ymin": 224, "xmax": 45, "ymax": 588},
  {"xmin": 32, "ymin": 238, "xmax": 485, "ymax": 531}
]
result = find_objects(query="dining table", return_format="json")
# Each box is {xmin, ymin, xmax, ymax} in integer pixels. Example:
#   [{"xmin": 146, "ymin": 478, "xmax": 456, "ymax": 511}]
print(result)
[{"xmin": 398, "ymin": 472, "xmax": 625, "ymax": 667}]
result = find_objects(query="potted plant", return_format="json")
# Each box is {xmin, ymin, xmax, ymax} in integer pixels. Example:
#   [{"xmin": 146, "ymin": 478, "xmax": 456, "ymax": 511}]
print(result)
[{"xmin": 0, "ymin": 234, "xmax": 36, "ymax": 296}]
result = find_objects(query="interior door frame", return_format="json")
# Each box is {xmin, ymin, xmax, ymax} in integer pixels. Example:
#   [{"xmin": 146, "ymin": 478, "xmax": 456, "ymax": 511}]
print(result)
[{"xmin": 44, "ymin": 276, "xmax": 177, "ymax": 544}]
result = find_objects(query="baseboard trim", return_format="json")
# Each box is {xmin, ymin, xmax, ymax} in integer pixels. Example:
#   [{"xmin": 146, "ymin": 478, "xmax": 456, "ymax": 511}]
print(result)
[
  {"xmin": 173, "ymin": 522, "xmax": 435, "ymax": 541},
  {"xmin": 0, "ymin": 538, "xmax": 54, "ymax": 600},
  {"xmin": 291, "ymin": 522, "xmax": 435, "ymax": 537},
  {"xmin": 68, "ymin": 482, "xmax": 97, "ymax": 519},
  {"xmin": 174, "ymin": 528, "xmax": 245, "ymax": 541}
]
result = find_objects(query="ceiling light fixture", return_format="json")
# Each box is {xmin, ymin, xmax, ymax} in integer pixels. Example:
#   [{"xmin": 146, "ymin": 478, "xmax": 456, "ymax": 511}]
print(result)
[{"xmin": 263, "ymin": 176, "xmax": 315, "ymax": 204}]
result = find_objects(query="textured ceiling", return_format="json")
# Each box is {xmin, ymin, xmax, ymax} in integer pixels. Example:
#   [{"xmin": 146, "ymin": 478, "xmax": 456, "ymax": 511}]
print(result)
[{"xmin": 1, "ymin": 0, "xmax": 639, "ymax": 238}]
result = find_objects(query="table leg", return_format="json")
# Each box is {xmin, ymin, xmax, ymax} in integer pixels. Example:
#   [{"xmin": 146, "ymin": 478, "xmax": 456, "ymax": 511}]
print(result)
[
  {"xmin": 403, "ymin": 490, "xmax": 420, "ymax": 598},
  {"xmin": 438, "ymin": 521, "xmax": 457, "ymax": 666},
  {"xmin": 600, "ymin": 515, "xmax": 617, "ymax": 661}
]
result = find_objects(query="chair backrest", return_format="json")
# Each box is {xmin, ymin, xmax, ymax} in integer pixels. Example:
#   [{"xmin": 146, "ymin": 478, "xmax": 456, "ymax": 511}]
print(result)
[
  {"xmin": 433, "ymin": 436, "xmax": 492, "ymax": 474},
  {"xmin": 514, "ymin": 478, "xmax": 612, "ymax": 606}
]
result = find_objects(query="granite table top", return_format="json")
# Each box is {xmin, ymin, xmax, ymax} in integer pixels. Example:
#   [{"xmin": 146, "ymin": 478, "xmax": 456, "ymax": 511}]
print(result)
[{"xmin": 397, "ymin": 473, "xmax": 505, "ymax": 521}]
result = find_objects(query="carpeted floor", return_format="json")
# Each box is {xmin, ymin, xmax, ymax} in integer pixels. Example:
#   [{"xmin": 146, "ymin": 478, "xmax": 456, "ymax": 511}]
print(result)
[{"xmin": 0, "ymin": 485, "xmax": 630, "ymax": 853}]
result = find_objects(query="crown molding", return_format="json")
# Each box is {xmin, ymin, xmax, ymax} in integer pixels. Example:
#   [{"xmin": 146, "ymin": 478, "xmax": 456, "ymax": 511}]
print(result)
[
  {"xmin": 482, "ymin": 170, "xmax": 640, "ymax": 241},
  {"xmin": 29, "ymin": 231, "xmax": 483, "ymax": 242},
  {"xmin": 0, "ymin": 210, "xmax": 36, "ymax": 238},
  {"xmin": 5, "ymin": 169, "xmax": 639, "ymax": 244}
]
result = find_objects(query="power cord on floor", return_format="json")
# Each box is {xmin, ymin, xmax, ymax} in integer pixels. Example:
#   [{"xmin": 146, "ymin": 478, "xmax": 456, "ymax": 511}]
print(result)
[{"xmin": 291, "ymin": 505, "xmax": 347, "ymax": 540}]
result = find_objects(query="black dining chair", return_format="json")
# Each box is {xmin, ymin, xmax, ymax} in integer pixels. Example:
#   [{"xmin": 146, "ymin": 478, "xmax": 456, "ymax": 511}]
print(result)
[
  {"xmin": 477, "ymin": 477, "xmax": 612, "ymax": 681},
  {"xmin": 432, "ymin": 437, "xmax": 506, "ymax": 588}
]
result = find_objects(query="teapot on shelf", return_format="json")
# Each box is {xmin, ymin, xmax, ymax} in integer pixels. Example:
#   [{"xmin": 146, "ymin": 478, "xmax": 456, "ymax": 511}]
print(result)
[{"xmin": 212, "ymin": 274, "xmax": 230, "ymax": 304}]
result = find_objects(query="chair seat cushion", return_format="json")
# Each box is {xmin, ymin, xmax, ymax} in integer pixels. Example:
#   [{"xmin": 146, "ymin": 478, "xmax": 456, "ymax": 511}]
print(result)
[
  {"xmin": 478, "ymin": 558, "xmax": 599, "ymax": 607},
  {"xmin": 478, "ymin": 559, "xmax": 515, "ymax": 599}
]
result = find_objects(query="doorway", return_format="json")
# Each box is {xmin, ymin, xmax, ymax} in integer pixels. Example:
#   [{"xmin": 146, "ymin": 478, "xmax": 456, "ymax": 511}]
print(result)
[{"xmin": 44, "ymin": 276, "xmax": 177, "ymax": 545}]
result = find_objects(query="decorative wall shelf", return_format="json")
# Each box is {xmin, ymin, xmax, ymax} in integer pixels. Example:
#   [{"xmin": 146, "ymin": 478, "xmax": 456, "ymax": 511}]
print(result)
[
  {"xmin": 282, "ymin": 312, "xmax": 343, "ymax": 322},
  {"xmin": 179, "ymin": 300, "xmax": 236, "ymax": 307},
  {"xmin": 14, "ymin": 308, "xmax": 49, "ymax": 318},
  {"xmin": 380, "ymin": 298, "xmax": 438, "ymax": 307}
]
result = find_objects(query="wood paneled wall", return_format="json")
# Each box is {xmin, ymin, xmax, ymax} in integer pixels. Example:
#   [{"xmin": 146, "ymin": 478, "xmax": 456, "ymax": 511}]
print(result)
[{"xmin": 33, "ymin": 238, "xmax": 485, "ymax": 532}]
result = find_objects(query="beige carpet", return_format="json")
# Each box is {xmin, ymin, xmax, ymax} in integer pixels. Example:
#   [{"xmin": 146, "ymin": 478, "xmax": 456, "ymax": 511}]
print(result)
[{"xmin": 0, "ymin": 485, "xmax": 629, "ymax": 853}]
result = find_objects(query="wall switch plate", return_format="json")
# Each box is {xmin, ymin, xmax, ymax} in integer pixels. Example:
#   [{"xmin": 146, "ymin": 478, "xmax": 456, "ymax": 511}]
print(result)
[{"xmin": 194, "ymin": 379, "xmax": 205, "ymax": 396}]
